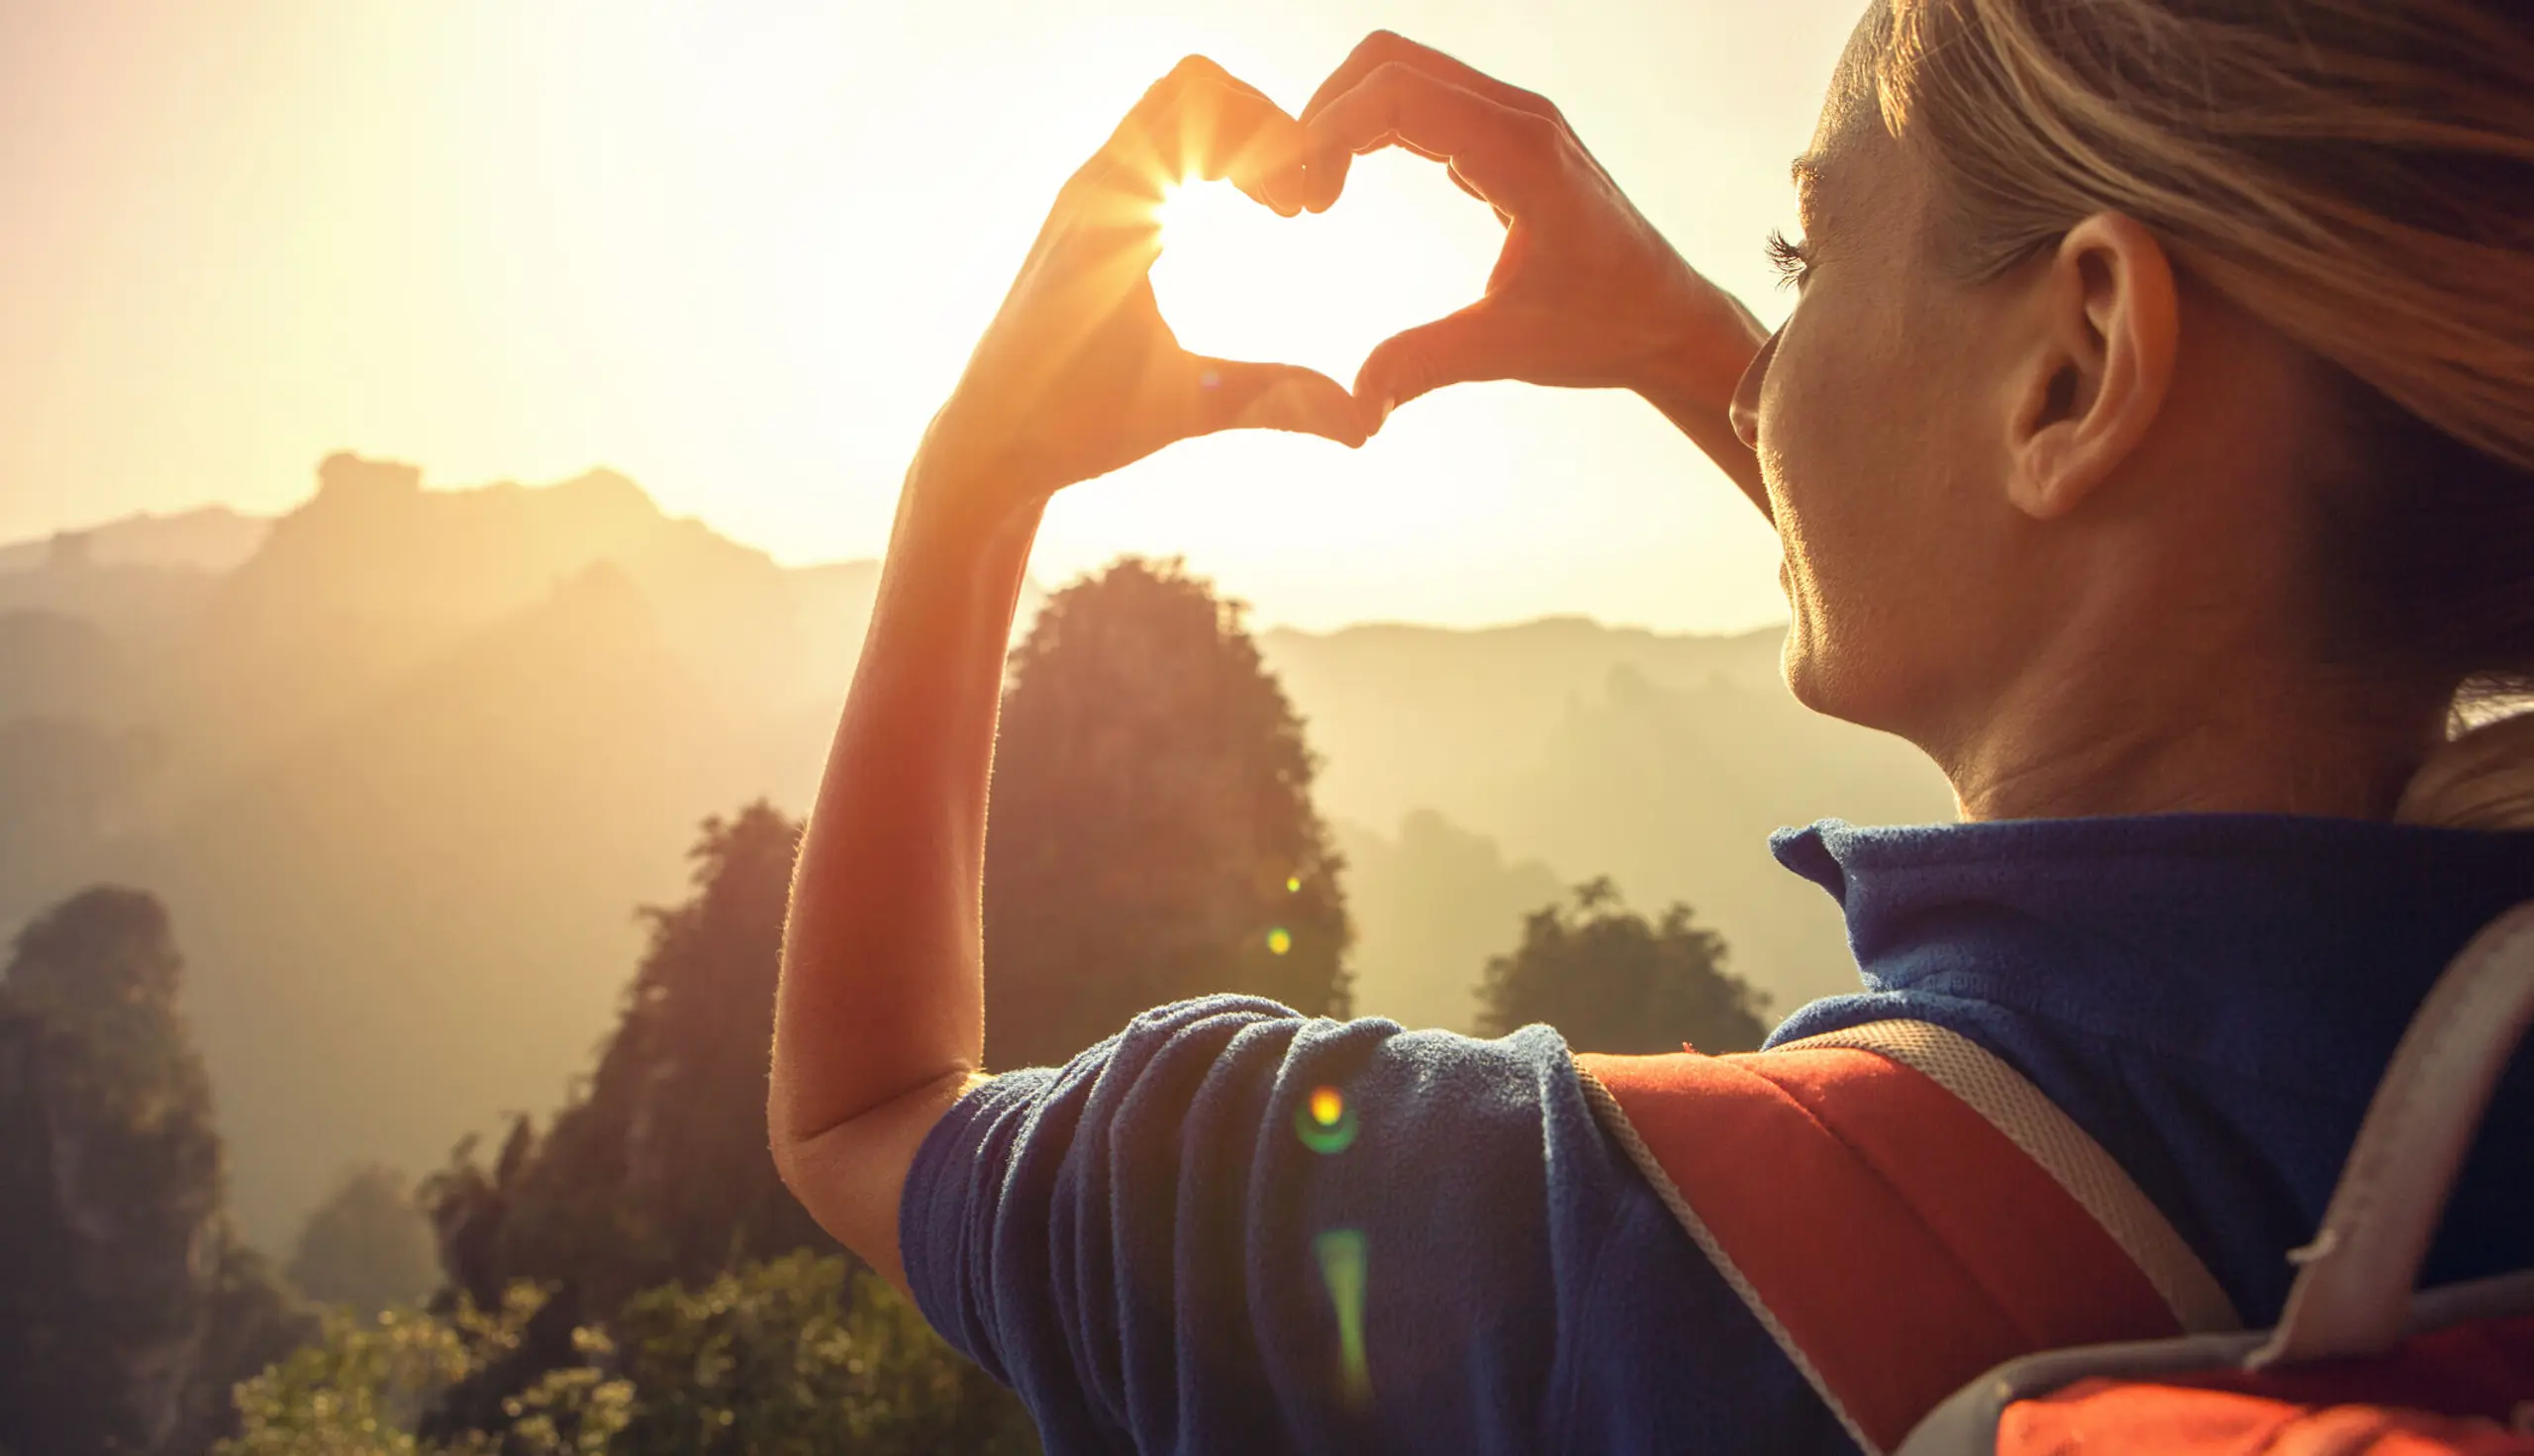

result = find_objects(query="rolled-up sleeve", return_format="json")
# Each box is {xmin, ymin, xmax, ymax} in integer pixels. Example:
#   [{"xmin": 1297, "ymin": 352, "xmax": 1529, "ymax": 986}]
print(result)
[{"xmin": 900, "ymin": 995, "xmax": 1848, "ymax": 1454}]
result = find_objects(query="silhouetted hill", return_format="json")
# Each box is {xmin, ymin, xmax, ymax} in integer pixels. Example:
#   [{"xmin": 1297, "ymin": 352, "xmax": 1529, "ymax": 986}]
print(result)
[
  {"xmin": 786, "ymin": 558, "xmax": 883, "ymax": 705},
  {"xmin": 0, "ymin": 505, "xmax": 271, "ymax": 576},
  {"xmin": 1476, "ymin": 664, "xmax": 1950, "ymax": 1008},
  {"xmin": 1256, "ymin": 617, "xmax": 1788, "ymax": 831},
  {"xmin": 0, "ymin": 458, "xmax": 859, "ymax": 1242},
  {"xmin": 0, "ymin": 508, "xmax": 269, "ymax": 656},
  {"xmin": 169, "ymin": 454, "xmax": 806, "ymax": 780},
  {"xmin": 1259, "ymin": 624, "xmax": 1954, "ymax": 1016},
  {"xmin": 151, "ymin": 562, "xmax": 781, "ymax": 1241},
  {"xmin": 0, "ymin": 457, "xmax": 1954, "ymax": 1245},
  {"xmin": 0, "ymin": 612, "xmax": 125, "ymax": 722},
  {"xmin": 1333, "ymin": 811, "xmax": 1564, "ymax": 1032},
  {"xmin": 0, "ymin": 559, "xmax": 226, "ymax": 647}
]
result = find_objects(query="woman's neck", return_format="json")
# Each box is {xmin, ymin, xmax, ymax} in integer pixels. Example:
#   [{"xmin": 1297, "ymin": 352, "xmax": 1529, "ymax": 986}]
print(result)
[{"xmin": 1933, "ymin": 641, "xmax": 2446, "ymax": 825}]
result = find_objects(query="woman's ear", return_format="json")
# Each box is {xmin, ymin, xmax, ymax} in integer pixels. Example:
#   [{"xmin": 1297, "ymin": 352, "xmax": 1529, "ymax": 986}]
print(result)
[{"xmin": 2003, "ymin": 212, "xmax": 2180, "ymax": 520}]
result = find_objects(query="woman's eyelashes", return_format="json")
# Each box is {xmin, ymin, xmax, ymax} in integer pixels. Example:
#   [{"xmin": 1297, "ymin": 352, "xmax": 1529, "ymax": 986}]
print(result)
[{"xmin": 1766, "ymin": 229, "xmax": 1812, "ymax": 289}]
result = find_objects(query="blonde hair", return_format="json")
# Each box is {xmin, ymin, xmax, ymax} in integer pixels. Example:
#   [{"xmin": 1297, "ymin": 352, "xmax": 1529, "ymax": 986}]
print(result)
[{"xmin": 1871, "ymin": 0, "xmax": 2534, "ymax": 828}]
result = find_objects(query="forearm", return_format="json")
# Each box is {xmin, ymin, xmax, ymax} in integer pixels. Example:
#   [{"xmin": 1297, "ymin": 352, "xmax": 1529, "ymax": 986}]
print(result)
[
  {"xmin": 770, "ymin": 463, "xmax": 1037, "ymax": 1211},
  {"xmin": 1635, "ymin": 289, "xmax": 1773, "ymax": 520}
]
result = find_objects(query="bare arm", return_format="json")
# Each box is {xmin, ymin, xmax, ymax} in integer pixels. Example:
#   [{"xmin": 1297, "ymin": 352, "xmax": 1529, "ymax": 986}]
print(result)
[
  {"xmin": 774, "ymin": 35, "xmax": 1785, "ymax": 1295},
  {"xmin": 1636, "ymin": 304, "xmax": 1774, "ymax": 518},
  {"xmin": 769, "ymin": 57, "xmax": 1367, "ymax": 1293},
  {"xmin": 766, "ymin": 481, "xmax": 1032, "ymax": 1294}
]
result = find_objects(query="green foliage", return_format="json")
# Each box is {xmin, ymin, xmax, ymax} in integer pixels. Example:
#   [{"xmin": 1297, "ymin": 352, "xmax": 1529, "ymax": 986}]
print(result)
[
  {"xmin": 1477, "ymin": 877, "xmax": 1772, "ymax": 1054},
  {"xmin": 220, "ymin": 1286, "xmax": 632, "ymax": 1456},
  {"xmin": 220, "ymin": 1259, "xmax": 1035, "ymax": 1456},
  {"xmin": 987, "ymin": 556, "xmax": 1352, "ymax": 1069},
  {"xmin": 414, "ymin": 806, "xmax": 1039, "ymax": 1449},
  {"xmin": 290, "ymin": 1165, "xmax": 442, "ymax": 1316},
  {"xmin": 608, "ymin": 1254, "xmax": 1036, "ymax": 1456}
]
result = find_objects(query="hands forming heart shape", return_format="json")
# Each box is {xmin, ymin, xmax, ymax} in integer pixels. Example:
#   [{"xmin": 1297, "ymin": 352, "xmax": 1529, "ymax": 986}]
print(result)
[
  {"xmin": 917, "ymin": 33, "xmax": 1772, "ymax": 517},
  {"xmin": 1148, "ymin": 150, "xmax": 1500, "ymax": 408}
]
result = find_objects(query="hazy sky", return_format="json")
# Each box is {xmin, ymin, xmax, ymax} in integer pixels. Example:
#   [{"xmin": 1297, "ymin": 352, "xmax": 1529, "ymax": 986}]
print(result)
[{"xmin": 1, "ymin": 0, "xmax": 1864, "ymax": 631}]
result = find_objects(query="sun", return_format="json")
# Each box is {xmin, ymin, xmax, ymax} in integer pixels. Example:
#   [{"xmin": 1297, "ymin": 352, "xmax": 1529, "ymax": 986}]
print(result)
[
  {"xmin": 1149, "ymin": 177, "xmax": 1331, "ymax": 369},
  {"xmin": 1144, "ymin": 153, "xmax": 1503, "ymax": 388}
]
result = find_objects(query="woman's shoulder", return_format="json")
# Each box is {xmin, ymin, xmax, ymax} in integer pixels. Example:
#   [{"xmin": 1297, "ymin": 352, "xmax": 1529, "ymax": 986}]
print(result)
[{"xmin": 902, "ymin": 995, "xmax": 1853, "ymax": 1450}]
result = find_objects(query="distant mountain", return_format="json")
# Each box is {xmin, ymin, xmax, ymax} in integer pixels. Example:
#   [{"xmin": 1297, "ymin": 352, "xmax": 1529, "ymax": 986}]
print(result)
[
  {"xmin": 0, "ymin": 504, "xmax": 272, "ymax": 576},
  {"xmin": 1258, "ymin": 617, "xmax": 1788, "ymax": 832},
  {"xmin": 1260, "ymin": 622, "xmax": 1955, "ymax": 1016},
  {"xmin": 153, "ymin": 562, "xmax": 777, "ymax": 1242},
  {"xmin": 0, "ymin": 611, "xmax": 125, "ymax": 722},
  {"xmin": 0, "ymin": 457, "xmax": 878, "ymax": 1241},
  {"xmin": 0, "ymin": 456, "xmax": 1954, "ymax": 1247},
  {"xmin": 1333, "ymin": 810, "xmax": 1563, "ymax": 1032},
  {"xmin": 0, "ymin": 562, "xmax": 228, "ymax": 648},
  {"xmin": 787, "ymin": 559, "xmax": 884, "ymax": 705},
  {"xmin": 0, "ymin": 508, "xmax": 273, "ymax": 656},
  {"xmin": 166, "ymin": 455, "xmax": 806, "ymax": 772}
]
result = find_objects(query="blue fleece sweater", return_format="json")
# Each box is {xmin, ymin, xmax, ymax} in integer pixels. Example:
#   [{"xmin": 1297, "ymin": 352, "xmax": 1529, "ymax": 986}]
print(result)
[{"xmin": 902, "ymin": 816, "xmax": 2534, "ymax": 1454}]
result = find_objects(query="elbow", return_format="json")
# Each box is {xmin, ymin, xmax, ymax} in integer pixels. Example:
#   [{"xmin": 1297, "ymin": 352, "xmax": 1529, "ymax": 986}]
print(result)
[
  {"xmin": 767, "ymin": 1099, "xmax": 813, "ymax": 1205},
  {"xmin": 764, "ymin": 1064, "xmax": 984, "ymax": 1286}
]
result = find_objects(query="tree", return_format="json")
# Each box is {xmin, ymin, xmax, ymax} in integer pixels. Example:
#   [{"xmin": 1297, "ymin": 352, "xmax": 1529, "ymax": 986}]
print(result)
[
  {"xmin": 289, "ymin": 1164, "xmax": 441, "ymax": 1315},
  {"xmin": 609, "ymin": 1254, "xmax": 1038, "ymax": 1456},
  {"xmin": 1476, "ymin": 878, "xmax": 1772, "ymax": 1054},
  {"xmin": 0, "ymin": 886, "xmax": 313, "ymax": 1456},
  {"xmin": 220, "ymin": 1285, "xmax": 633, "ymax": 1456},
  {"xmin": 985, "ymin": 557, "xmax": 1351, "ymax": 1070},
  {"xmin": 417, "ymin": 804, "xmax": 1037, "ymax": 1449},
  {"xmin": 426, "ymin": 803, "xmax": 829, "ymax": 1334}
]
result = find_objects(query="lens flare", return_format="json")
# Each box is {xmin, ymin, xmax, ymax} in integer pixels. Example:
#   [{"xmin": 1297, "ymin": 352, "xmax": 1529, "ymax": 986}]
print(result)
[
  {"xmin": 1314, "ymin": 1228, "xmax": 1372, "ymax": 1406},
  {"xmin": 1294, "ymin": 1085, "xmax": 1358, "ymax": 1154},
  {"xmin": 1267, "ymin": 926, "xmax": 1293, "ymax": 956},
  {"xmin": 1286, "ymin": 875, "xmax": 1302, "ymax": 894}
]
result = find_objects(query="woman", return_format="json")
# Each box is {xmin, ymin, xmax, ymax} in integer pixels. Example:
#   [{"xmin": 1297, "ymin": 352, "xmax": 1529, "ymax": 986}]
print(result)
[{"xmin": 771, "ymin": 2, "xmax": 2534, "ymax": 1449}]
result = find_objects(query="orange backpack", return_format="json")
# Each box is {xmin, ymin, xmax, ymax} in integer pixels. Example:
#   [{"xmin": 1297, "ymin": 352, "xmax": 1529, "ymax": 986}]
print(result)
[{"xmin": 1578, "ymin": 902, "xmax": 2534, "ymax": 1455}]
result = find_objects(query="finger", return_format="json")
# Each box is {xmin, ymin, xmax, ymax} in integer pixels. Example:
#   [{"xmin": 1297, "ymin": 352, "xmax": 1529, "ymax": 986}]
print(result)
[
  {"xmin": 1300, "ymin": 31, "xmax": 1559, "ymax": 127},
  {"xmin": 1352, "ymin": 299, "xmax": 1520, "ymax": 419},
  {"xmin": 1446, "ymin": 161, "xmax": 1513, "ymax": 226},
  {"xmin": 1282, "ymin": 31, "xmax": 1560, "ymax": 211},
  {"xmin": 1302, "ymin": 63, "xmax": 1554, "ymax": 218},
  {"xmin": 1183, "ymin": 357, "xmax": 1372, "ymax": 447},
  {"xmin": 1285, "ymin": 128, "xmax": 1468, "ymax": 221},
  {"xmin": 1192, "ymin": 66, "xmax": 1315, "ymax": 217},
  {"xmin": 1100, "ymin": 58, "xmax": 1307, "ymax": 215},
  {"xmin": 1160, "ymin": 63, "xmax": 1310, "ymax": 216}
]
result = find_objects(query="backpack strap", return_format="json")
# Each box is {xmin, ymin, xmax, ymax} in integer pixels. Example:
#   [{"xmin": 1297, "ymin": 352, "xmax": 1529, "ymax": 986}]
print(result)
[
  {"xmin": 1577, "ymin": 1019, "xmax": 2238, "ymax": 1456},
  {"xmin": 2252, "ymin": 900, "xmax": 2534, "ymax": 1368},
  {"xmin": 1784, "ymin": 1019, "xmax": 2242, "ymax": 1336},
  {"xmin": 1893, "ymin": 901, "xmax": 2534, "ymax": 1455}
]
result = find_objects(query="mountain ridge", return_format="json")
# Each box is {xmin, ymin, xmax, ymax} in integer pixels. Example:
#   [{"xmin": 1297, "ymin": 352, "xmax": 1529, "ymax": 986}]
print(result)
[{"xmin": 0, "ymin": 455, "xmax": 1948, "ymax": 1246}]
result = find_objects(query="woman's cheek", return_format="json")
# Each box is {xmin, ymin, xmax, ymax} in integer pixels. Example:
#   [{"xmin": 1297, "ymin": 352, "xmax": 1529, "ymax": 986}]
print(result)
[{"xmin": 1759, "ymin": 365, "xmax": 1900, "ymax": 720}]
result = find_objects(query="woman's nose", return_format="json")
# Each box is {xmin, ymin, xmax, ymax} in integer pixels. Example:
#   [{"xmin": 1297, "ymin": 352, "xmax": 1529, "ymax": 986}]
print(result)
[{"xmin": 1729, "ymin": 330, "xmax": 1781, "ymax": 450}]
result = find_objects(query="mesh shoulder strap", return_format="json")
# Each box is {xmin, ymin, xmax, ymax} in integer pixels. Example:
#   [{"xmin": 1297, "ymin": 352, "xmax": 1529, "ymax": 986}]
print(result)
[{"xmin": 1577, "ymin": 1019, "xmax": 2237, "ymax": 1456}]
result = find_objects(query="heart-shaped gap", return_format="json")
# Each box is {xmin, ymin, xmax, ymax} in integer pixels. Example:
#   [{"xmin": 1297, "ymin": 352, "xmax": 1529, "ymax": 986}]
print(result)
[{"xmin": 1149, "ymin": 149, "xmax": 1505, "ymax": 392}]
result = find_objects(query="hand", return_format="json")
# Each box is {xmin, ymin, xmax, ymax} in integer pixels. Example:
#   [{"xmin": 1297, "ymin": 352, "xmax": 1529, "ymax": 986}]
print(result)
[
  {"xmin": 917, "ymin": 57, "xmax": 1368, "ymax": 515},
  {"xmin": 1276, "ymin": 33, "xmax": 1768, "ymax": 424}
]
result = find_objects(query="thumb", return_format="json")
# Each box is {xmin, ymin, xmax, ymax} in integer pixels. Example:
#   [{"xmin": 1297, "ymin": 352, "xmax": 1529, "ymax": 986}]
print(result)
[
  {"xmin": 1183, "ymin": 356, "xmax": 1372, "ymax": 447},
  {"xmin": 1353, "ymin": 300, "xmax": 1514, "ymax": 422}
]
